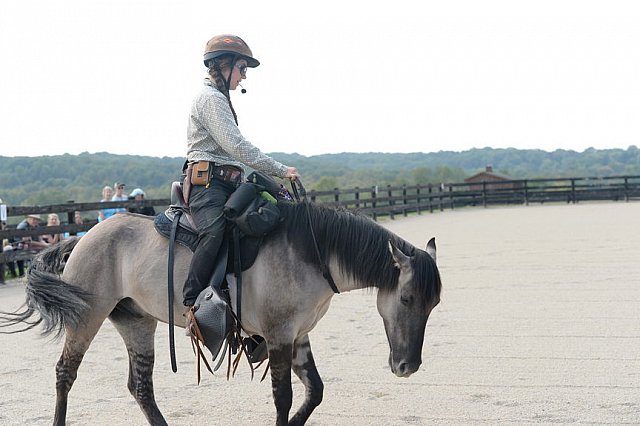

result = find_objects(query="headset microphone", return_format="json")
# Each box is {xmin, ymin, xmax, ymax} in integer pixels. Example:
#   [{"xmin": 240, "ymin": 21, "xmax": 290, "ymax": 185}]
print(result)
[{"xmin": 239, "ymin": 84, "xmax": 247, "ymax": 94}]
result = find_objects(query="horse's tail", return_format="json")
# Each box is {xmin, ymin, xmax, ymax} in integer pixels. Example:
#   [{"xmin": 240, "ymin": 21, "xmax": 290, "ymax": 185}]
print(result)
[{"xmin": 0, "ymin": 237, "xmax": 93, "ymax": 338}]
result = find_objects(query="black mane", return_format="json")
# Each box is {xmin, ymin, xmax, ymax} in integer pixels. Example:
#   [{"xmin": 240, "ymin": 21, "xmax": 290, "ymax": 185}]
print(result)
[{"xmin": 279, "ymin": 202, "xmax": 441, "ymax": 302}]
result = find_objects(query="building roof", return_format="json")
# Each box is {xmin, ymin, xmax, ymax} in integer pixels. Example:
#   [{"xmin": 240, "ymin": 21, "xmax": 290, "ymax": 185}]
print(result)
[{"xmin": 464, "ymin": 166, "xmax": 513, "ymax": 182}]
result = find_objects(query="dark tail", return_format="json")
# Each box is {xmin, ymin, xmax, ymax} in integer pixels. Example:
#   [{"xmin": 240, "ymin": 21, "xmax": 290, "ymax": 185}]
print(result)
[{"xmin": 0, "ymin": 237, "xmax": 93, "ymax": 338}]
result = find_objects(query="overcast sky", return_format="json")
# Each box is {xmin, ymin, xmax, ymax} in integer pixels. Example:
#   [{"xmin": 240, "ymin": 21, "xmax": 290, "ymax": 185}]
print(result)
[{"xmin": 1, "ymin": 0, "xmax": 639, "ymax": 158}]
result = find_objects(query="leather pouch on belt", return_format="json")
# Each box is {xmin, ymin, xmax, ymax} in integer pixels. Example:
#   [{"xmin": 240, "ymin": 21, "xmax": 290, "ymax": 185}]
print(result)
[{"xmin": 191, "ymin": 161, "xmax": 210, "ymax": 186}]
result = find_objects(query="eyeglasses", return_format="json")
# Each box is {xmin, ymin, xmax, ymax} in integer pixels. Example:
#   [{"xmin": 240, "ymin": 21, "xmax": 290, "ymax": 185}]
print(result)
[{"xmin": 235, "ymin": 63, "xmax": 248, "ymax": 77}]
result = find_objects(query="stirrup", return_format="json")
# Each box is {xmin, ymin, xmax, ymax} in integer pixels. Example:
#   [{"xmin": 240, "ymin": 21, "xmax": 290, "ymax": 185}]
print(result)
[{"xmin": 245, "ymin": 335, "xmax": 268, "ymax": 364}]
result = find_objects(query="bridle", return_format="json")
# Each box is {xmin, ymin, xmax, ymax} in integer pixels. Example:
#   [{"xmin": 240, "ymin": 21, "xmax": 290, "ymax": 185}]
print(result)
[{"xmin": 290, "ymin": 178, "xmax": 340, "ymax": 294}]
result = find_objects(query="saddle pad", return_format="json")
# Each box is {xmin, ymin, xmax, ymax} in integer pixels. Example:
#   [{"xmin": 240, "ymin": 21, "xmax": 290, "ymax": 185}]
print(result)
[{"xmin": 154, "ymin": 212, "xmax": 199, "ymax": 252}]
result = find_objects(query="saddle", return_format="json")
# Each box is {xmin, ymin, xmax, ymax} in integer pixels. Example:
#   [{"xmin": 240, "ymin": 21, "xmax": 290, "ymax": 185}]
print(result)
[
  {"xmin": 154, "ymin": 175, "xmax": 293, "ymax": 375},
  {"xmin": 154, "ymin": 209, "xmax": 262, "ymax": 276}
]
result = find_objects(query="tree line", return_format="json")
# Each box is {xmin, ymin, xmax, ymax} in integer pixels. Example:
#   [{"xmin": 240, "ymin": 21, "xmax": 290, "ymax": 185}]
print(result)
[{"xmin": 1, "ymin": 146, "xmax": 639, "ymax": 207}]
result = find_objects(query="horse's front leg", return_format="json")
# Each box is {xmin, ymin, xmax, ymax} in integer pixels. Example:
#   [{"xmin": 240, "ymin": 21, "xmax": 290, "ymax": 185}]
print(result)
[
  {"xmin": 267, "ymin": 342, "xmax": 294, "ymax": 426},
  {"xmin": 289, "ymin": 335, "xmax": 323, "ymax": 426}
]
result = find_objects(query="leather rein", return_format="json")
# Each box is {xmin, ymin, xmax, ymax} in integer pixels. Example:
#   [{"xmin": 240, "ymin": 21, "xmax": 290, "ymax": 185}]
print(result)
[{"xmin": 289, "ymin": 179, "xmax": 340, "ymax": 294}]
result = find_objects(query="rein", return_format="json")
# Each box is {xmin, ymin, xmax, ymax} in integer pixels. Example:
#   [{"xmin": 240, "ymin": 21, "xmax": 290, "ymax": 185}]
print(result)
[
  {"xmin": 167, "ymin": 210, "xmax": 181, "ymax": 373},
  {"xmin": 290, "ymin": 179, "xmax": 340, "ymax": 294}
]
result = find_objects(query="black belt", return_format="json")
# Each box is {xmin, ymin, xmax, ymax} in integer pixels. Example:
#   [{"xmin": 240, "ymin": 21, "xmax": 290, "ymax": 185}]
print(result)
[{"xmin": 212, "ymin": 164, "xmax": 243, "ymax": 185}]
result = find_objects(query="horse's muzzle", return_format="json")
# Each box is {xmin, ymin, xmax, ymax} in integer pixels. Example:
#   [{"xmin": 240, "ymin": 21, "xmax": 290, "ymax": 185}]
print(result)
[{"xmin": 389, "ymin": 353, "xmax": 421, "ymax": 378}]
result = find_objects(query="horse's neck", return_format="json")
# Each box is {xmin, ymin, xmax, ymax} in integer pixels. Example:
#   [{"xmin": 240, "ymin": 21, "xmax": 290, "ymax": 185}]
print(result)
[{"xmin": 327, "ymin": 257, "xmax": 374, "ymax": 293}]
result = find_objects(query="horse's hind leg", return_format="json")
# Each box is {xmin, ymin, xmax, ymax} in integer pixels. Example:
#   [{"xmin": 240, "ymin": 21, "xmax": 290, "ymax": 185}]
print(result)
[
  {"xmin": 53, "ymin": 310, "xmax": 112, "ymax": 426},
  {"xmin": 288, "ymin": 335, "xmax": 324, "ymax": 426},
  {"xmin": 109, "ymin": 305, "xmax": 167, "ymax": 426}
]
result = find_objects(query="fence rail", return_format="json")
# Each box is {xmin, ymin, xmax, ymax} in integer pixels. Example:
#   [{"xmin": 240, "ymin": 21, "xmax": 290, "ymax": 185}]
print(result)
[
  {"xmin": 306, "ymin": 175, "xmax": 640, "ymax": 219},
  {"xmin": 2, "ymin": 175, "xmax": 640, "ymax": 265}
]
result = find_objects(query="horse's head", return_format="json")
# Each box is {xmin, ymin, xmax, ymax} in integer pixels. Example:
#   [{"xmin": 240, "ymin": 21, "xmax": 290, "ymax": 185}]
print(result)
[{"xmin": 376, "ymin": 238, "xmax": 441, "ymax": 378}]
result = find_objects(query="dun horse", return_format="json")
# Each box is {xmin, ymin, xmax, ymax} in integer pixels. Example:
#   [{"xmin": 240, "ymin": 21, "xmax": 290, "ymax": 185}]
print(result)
[{"xmin": 1, "ymin": 202, "xmax": 441, "ymax": 425}]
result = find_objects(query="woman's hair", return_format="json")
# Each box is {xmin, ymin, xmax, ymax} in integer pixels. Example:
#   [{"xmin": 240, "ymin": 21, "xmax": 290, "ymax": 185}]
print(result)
[
  {"xmin": 207, "ymin": 54, "xmax": 239, "ymax": 125},
  {"xmin": 47, "ymin": 213, "xmax": 59, "ymax": 224}
]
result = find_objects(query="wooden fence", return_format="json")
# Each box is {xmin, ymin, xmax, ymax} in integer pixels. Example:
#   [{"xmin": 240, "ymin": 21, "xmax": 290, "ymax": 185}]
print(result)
[
  {"xmin": 306, "ymin": 175, "xmax": 640, "ymax": 220},
  {"xmin": 2, "ymin": 174, "xmax": 640, "ymax": 265},
  {"xmin": 0, "ymin": 199, "xmax": 166, "ymax": 264}
]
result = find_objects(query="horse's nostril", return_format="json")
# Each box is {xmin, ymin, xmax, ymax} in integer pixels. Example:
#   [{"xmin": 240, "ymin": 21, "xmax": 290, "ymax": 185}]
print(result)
[{"xmin": 394, "ymin": 360, "xmax": 420, "ymax": 377}]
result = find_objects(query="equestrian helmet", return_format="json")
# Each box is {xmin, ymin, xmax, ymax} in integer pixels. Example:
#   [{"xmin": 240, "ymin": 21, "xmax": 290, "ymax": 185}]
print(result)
[{"xmin": 203, "ymin": 34, "xmax": 260, "ymax": 68}]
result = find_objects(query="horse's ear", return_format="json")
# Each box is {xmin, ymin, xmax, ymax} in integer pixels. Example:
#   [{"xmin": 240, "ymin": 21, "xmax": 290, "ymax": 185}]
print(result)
[
  {"xmin": 426, "ymin": 237, "xmax": 436, "ymax": 262},
  {"xmin": 388, "ymin": 241, "xmax": 411, "ymax": 270}
]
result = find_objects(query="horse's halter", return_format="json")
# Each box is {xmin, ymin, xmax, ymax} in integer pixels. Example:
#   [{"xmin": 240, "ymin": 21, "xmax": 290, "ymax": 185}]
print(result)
[{"xmin": 290, "ymin": 179, "xmax": 340, "ymax": 294}]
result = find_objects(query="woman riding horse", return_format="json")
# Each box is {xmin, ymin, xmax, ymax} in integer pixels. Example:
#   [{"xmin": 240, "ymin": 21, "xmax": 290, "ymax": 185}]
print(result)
[{"xmin": 182, "ymin": 34, "xmax": 299, "ymax": 325}]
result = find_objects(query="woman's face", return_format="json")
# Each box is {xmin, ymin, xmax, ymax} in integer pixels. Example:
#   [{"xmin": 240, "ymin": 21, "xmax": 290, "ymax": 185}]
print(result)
[
  {"xmin": 225, "ymin": 59, "xmax": 248, "ymax": 91},
  {"xmin": 48, "ymin": 214, "xmax": 59, "ymax": 226},
  {"xmin": 103, "ymin": 188, "xmax": 113, "ymax": 199}
]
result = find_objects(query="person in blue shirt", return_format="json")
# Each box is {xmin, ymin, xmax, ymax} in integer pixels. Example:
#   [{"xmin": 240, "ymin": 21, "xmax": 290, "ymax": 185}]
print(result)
[
  {"xmin": 98, "ymin": 186, "xmax": 117, "ymax": 222},
  {"xmin": 111, "ymin": 182, "xmax": 128, "ymax": 214}
]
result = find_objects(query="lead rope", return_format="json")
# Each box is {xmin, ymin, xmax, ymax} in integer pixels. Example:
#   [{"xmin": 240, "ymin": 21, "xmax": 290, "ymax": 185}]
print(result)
[{"xmin": 290, "ymin": 179, "xmax": 340, "ymax": 294}]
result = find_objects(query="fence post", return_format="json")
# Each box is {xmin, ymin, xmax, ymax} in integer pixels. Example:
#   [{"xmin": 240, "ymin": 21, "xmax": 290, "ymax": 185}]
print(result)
[
  {"xmin": 387, "ymin": 185, "xmax": 395, "ymax": 220},
  {"xmin": 523, "ymin": 180, "xmax": 529, "ymax": 206},
  {"xmin": 428, "ymin": 184, "xmax": 433, "ymax": 213},
  {"xmin": 416, "ymin": 184, "xmax": 422, "ymax": 215},
  {"xmin": 0, "ymin": 207, "xmax": 5, "ymax": 283},
  {"xmin": 624, "ymin": 177, "xmax": 629, "ymax": 202},
  {"xmin": 371, "ymin": 186, "xmax": 377, "ymax": 221},
  {"xmin": 355, "ymin": 187, "xmax": 360, "ymax": 209},
  {"xmin": 439, "ymin": 184, "xmax": 444, "ymax": 212},
  {"xmin": 570, "ymin": 178, "xmax": 576, "ymax": 204},
  {"xmin": 334, "ymin": 187, "xmax": 340, "ymax": 206},
  {"xmin": 66, "ymin": 200, "xmax": 75, "ymax": 227},
  {"xmin": 402, "ymin": 184, "xmax": 408, "ymax": 217},
  {"xmin": 310, "ymin": 190, "xmax": 317, "ymax": 203},
  {"xmin": 448, "ymin": 185, "xmax": 454, "ymax": 210},
  {"xmin": 482, "ymin": 181, "xmax": 487, "ymax": 208}
]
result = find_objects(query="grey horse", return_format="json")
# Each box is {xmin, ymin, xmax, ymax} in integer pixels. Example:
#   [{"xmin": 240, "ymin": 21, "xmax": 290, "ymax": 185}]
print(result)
[{"xmin": 1, "ymin": 202, "xmax": 442, "ymax": 425}]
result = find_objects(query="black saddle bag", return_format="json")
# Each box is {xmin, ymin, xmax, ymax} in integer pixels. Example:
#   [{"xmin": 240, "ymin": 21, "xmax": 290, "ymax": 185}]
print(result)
[
  {"xmin": 246, "ymin": 171, "xmax": 283, "ymax": 197},
  {"xmin": 224, "ymin": 182, "xmax": 281, "ymax": 237}
]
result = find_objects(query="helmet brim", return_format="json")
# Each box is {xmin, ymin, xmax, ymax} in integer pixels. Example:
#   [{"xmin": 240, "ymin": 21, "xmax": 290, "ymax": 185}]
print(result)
[{"xmin": 203, "ymin": 51, "xmax": 260, "ymax": 68}]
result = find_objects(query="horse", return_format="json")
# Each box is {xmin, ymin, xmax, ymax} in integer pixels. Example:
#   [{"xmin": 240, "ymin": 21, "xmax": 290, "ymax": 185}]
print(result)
[{"xmin": 0, "ymin": 201, "xmax": 442, "ymax": 426}]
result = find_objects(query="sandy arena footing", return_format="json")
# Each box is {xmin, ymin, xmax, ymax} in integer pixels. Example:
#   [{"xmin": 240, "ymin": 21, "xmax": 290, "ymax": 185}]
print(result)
[{"xmin": 1, "ymin": 201, "xmax": 638, "ymax": 425}]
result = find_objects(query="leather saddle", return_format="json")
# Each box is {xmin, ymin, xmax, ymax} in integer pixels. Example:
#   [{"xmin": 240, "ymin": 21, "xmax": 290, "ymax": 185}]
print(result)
[{"xmin": 153, "ymin": 182, "xmax": 264, "ymax": 288}]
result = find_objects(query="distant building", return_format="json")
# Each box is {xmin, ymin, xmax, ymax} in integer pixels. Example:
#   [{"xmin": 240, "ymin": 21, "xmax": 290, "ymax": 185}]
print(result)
[{"xmin": 464, "ymin": 166, "xmax": 520, "ymax": 191}]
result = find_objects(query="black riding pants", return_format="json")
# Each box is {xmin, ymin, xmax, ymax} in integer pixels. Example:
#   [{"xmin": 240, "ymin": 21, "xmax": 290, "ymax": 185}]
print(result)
[{"xmin": 183, "ymin": 179, "xmax": 236, "ymax": 306}]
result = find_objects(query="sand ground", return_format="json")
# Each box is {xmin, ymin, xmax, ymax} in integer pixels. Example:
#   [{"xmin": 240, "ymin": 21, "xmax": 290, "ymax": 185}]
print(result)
[{"xmin": 1, "ymin": 201, "xmax": 638, "ymax": 425}]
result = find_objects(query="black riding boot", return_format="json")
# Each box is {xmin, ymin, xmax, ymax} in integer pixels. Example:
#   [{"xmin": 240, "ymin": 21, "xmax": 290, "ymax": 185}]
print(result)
[{"xmin": 183, "ymin": 232, "xmax": 224, "ymax": 307}]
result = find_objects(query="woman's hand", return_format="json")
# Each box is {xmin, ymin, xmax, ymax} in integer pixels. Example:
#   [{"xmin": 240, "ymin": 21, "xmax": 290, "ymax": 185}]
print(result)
[{"xmin": 286, "ymin": 166, "xmax": 299, "ymax": 180}]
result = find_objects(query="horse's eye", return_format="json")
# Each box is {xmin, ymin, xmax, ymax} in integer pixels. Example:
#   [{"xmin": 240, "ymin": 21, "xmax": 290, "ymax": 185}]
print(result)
[{"xmin": 400, "ymin": 294, "xmax": 413, "ymax": 306}]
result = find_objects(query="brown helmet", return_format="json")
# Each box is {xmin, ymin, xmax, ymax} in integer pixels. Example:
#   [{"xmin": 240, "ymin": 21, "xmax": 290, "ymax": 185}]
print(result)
[{"xmin": 203, "ymin": 34, "xmax": 260, "ymax": 68}]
